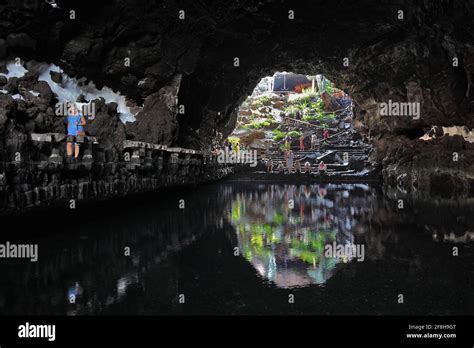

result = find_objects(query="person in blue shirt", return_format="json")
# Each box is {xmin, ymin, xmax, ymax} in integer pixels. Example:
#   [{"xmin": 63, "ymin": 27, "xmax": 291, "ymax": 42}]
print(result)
[{"xmin": 66, "ymin": 103, "xmax": 86, "ymax": 160}]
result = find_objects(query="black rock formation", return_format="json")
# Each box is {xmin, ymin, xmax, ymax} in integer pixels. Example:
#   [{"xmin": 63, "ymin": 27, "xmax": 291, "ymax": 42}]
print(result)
[{"xmin": 0, "ymin": 0, "xmax": 473, "ymax": 197}]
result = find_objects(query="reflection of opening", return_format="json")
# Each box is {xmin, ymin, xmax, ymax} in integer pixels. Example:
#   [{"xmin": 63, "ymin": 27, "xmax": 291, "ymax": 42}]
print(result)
[{"xmin": 228, "ymin": 184, "xmax": 369, "ymax": 288}]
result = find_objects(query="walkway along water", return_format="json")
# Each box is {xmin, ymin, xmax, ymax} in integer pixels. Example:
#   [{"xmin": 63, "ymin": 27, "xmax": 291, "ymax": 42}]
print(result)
[{"xmin": 0, "ymin": 133, "xmax": 232, "ymax": 215}]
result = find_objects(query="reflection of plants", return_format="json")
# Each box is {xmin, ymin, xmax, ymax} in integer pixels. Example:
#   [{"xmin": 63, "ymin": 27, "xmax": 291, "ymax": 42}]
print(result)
[
  {"xmin": 231, "ymin": 201, "xmax": 241, "ymax": 221},
  {"xmin": 287, "ymin": 229, "xmax": 337, "ymax": 265},
  {"xmin": 299, "ymin": 250, "xmax": 319, "ymax": 264},
  {"xmin": 230, "ymin": 193, "xmax": 342, "ymax": 270},
  {"xmin": 272, "ymin": 212, "xmax": 284, "ymax": 225},
  {"xmin": 240, "ymin": 223, "xmax": 339, "ymax": 266},
  {"xmin": 251, "ymin": 233, "xmax": 264, "ymax": 248}
]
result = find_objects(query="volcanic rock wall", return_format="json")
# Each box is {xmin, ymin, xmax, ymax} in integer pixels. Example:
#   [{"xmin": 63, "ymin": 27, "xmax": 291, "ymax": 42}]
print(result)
[{"xmin": 0, "ymin": 141, "xmax": 232, "ymax": 215}]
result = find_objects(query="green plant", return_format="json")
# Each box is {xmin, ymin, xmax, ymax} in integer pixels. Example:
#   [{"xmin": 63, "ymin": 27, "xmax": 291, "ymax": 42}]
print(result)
[
  {"xmin": 302, "ymin": 115, "xmax": 318, "ymax": 122},
  {"xmin": 243, "ymin": 119, "xmax": 276, "ymax": 130},
  {"xmin": 272, "ymin": 213, "xmax": 284, "ymax": 225},
  {"xmin": 287, "ymin": 130, "xmax": 302, "ymax": 139},
  {"xmin": 257, "ymin": 95, "xmax": 272, "ymax": 106},
  {"xmin": 301, "ymin": 88, "xmax": 319, "ymax": 99},
  {"xmin": 284, "ymin": 105, "xmax": 300, "ymax": 114},
  {"xmin": 240, "ymin": 97, "xmax": 251, "ymax": 109},
  {"xmin": 251, "ymin": 95, "xmax": 272, "ymax": 108},
  {"xmin": 325, "ymin": 83, "xmax": 334, "ymax": 95},
  {"xmin": 325, "ymin": 112, "xmax": 336, "ymax": 120},
  {"xmin": 297, "ymin": 100, "xmax": 309, "ymax": 110},
  {"xmin": 272, "ymin": 129, "xmax": 285, "ymax": 141},
  {"xmin": 227, "ymin": 136, "xmax": 240, "ymax": 146},
  {"xmin": 280, "ymin": 142, "xmax": 291, "ymax": 151}
]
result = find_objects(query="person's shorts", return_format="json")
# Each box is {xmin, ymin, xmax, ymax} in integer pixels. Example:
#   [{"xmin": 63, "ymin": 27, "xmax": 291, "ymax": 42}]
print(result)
[{"xmin": 66, "ymin": 135, "xmax": 80, "ymax": 146}]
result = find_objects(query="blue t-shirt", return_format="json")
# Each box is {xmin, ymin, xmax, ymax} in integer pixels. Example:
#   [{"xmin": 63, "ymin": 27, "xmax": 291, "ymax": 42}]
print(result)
[{"xmin": 67, "ymin": 114, "xmax": 83, "ymax": 136}]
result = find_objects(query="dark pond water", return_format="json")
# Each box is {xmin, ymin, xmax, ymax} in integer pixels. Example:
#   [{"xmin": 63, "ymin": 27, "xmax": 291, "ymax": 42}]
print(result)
[{"xmin": 0, "ymin": 183, "xmax": 473, "ymax": 315}]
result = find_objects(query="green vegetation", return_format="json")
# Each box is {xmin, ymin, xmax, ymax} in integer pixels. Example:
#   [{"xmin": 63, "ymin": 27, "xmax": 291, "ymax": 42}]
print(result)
[
  {"xmin": 227, "ymin": 136, "xmax": 240, "ymax": 146},
  {"xmin": 302, "ymin": 112, "xmax": 335, "ymax": 123},
  {"xmin": 283, "ymin": 105, "xmax": 300, "ymax": 114},
  {"xmin": 287, "ymin": 130, "xmax": 302, "ymax": 139},
  {"xmin": 325, "ymin": 83, "xmax": 334, "ymax": 95},
  {"xmin": 240, "ymin": 97, "xmax": 251, "ymax": 109},
  {"xmin": 272, "ymin": 213, "xmax": 284, "ymax": 225},
  {"xmin": 272, "ymin": 129, "xmax": 302, "ymax": 142},
  {"xmin": 228, "ymin": 196, "xmax": 343, "ymax": 270},
  {"xmin": 300, "ymin": 88, "xmax": 319, "ymax": 100},
  {"xmin": 243, "ymin": 118, "xmax": 277, "ymax": 130},
  {"xmin": 291, "ymin": 91, "xmax": 318, "ymax": 106},
  {"xmin": 272, "ymin": 129, "xmax": 285, "ymax": 141},
  {"xmin": 231, "ymin": 75, "xmax": 342, "ymax": 148},
  {"xmin": 252, "ymin": 95, "xmax": 272, "ymax": 108},
  {"xmin": 280, "ymin": 142, "xmax": 291, "ymax": 151}
]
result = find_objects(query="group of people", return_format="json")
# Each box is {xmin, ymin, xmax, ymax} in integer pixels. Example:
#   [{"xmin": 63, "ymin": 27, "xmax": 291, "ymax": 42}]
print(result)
[
  {"xmin": 265, "ymin": 157, "xmax": 328, "ymax": 174},
  {"xmin": 297, "ymin": 129, "xmax": 330, "ymax": 151},
  {"xmin": 263, "ymin": 128, "xmax": 331, "ymax": 174},
  {"xmin": 221, "ymin": 140, "xmax": 248, "ymax": 153}
]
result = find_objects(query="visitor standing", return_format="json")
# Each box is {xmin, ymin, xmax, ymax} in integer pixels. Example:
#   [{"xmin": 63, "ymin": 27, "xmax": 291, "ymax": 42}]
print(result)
[
  {"xmin": 323, "ymin": 129, "xmax": 329, "ymax": 141},
  {"xmin": 299, "ymin": 134, "xmax": 305, "ymax": 151},
  {"xmin": 266, "ymin": 158, "xmax": 273, "ymax": 173},
  {"xmin": 311, "ymin": 134, "xmax": 317, "ymax": 150},
  {"xmin": 318, "ymin": 160, "xmax": 327, "ymax": 172},
  {"xmin": 277, "ymin": 161, "xmax": 285, "ymax": 172},
  {"xmin": 294, "ymin": 159, "xmax": 301, "ymax": 173},
  {"xmin": 287, "ymin": 150, "xmax": 294, "ymax": 173},
  {"xmin": 66, "ymin": 103, "xmax": 86, "ymax": 161}
]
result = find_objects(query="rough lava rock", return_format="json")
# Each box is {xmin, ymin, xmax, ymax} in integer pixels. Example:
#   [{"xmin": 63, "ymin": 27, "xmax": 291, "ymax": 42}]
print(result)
[
  {"xmin": 0, "ymin": 0, "xmax": 473, "ymax": 197},
  {"xmin": 84, "ymin": 99, "xmax": 126, "ymax": 161}
]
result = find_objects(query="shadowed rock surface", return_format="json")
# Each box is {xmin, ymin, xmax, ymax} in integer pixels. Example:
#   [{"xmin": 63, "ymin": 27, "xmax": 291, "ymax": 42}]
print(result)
[{"xmin": 0, "ymin": 0, "xmax": 473, "ymax": 200}]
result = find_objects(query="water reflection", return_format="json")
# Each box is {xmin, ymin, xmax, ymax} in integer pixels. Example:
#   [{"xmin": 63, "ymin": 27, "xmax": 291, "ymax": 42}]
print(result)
[
  {"xmin": 0, "ymin": 183, "xmax": 472, "ymax": 315},
  {"xmin": 228, "ymin": 184, "xmax": 374, "ymax": 288}
]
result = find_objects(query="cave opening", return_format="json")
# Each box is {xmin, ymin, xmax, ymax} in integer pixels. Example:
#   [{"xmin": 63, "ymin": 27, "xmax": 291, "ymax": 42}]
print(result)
[{"xmin": 214, "ymin": 71, "xmax": 373, "ymax": 178}]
